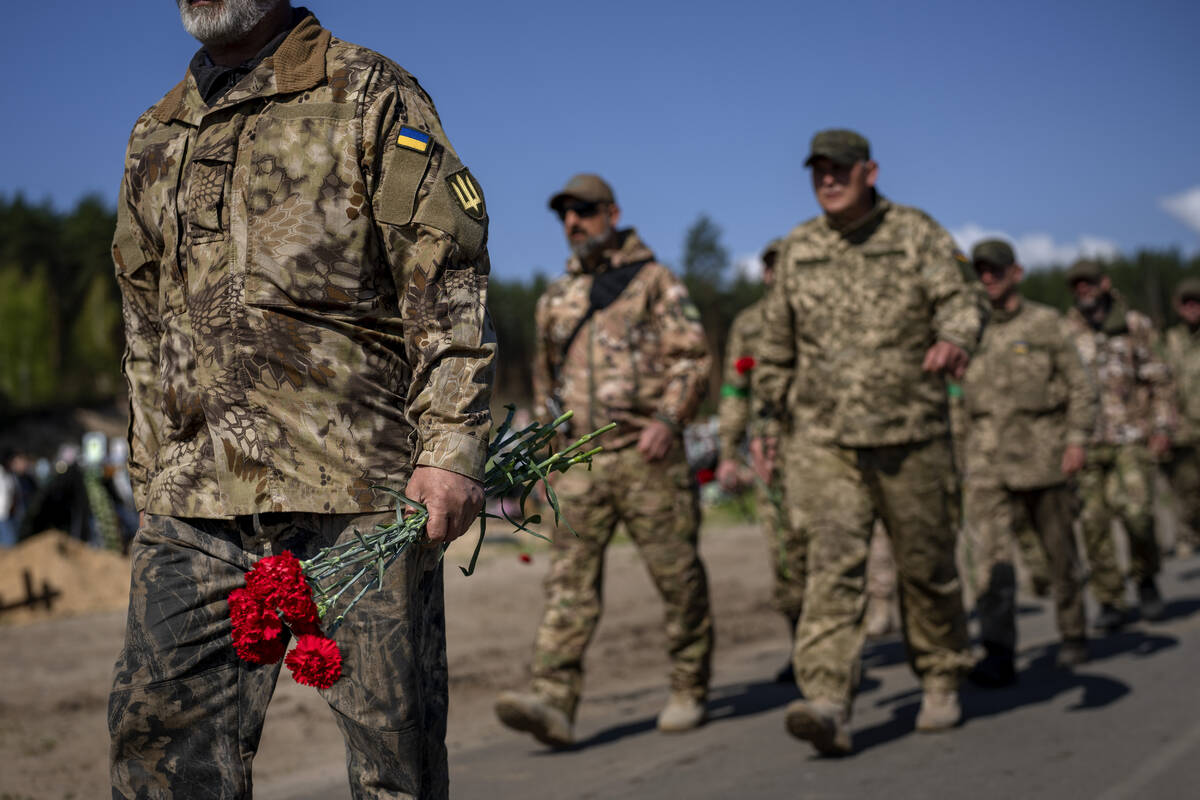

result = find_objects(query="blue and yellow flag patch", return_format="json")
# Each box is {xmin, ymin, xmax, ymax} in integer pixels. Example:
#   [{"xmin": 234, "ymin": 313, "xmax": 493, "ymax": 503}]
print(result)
[{"xmin": 396, "ymin": 126, "xmax": 431, "ymax": 154}]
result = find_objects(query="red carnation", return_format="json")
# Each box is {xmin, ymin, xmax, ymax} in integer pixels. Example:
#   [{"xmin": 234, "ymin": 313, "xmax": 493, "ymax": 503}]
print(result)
[
  {"xmin": 246, "ymin": 551, "xmax": 322, "ymax": 632},
  {"xmin": 228, "ymin": 588, "xmax": 286, "ymax": 664},
  {"xmin": 696, "ymin": 468, "xmax": 716, "ymax": 485},
  {"xmin": 234, "ymin": 634, "xmax": 288, "ymax": 665},
  {"xmin": 519, "ymin": 552, "xmax": 532, "ymax": 564},
  {"xmin": 285, "ymin": 635, "xmax": 343, "ymax": 689},
  {"xmin": 734, "ymin": 356, "xmax": 756, "ymax": 375}
]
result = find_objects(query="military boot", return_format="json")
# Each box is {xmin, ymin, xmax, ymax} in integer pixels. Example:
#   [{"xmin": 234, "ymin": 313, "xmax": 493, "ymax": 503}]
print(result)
[
  {"xmin": 967, "ymin": 643, "xmax": 1017, "ymax": 688},
  {"xmin": 494, "ymin": 691, "xmax": 574, "ymax": 747},
  {"xmin": 656, "ymin": 692, "xmax": 707, "ymax": 733},
  {"xmin": 784, "ymin": 699, "xmax": 852, "ymax": 756},
  {"xmin": 915, "ymin": 685, "xmax": 962, "ymax": 732},
  {"xmin": 1138, "ymin": 578, "xmax": 1166, "ymax": 622},
  {"xmin": 1056, "ymin": 637, "xmax": 1089, "ymax": 668},
  {"xmin": 1094, "ymin": 603, "xmax": 1130, "ymax": 633}
]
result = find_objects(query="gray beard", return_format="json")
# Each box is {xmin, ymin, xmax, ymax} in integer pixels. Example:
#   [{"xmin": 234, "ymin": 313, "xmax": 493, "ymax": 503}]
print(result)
[
  {"xmin": 177, "ymin": 0, "xmax": 280, "ymax": 46},
  {"xmin": 571, "ymin": 231, "xmax": 613, "ymax": 265}
]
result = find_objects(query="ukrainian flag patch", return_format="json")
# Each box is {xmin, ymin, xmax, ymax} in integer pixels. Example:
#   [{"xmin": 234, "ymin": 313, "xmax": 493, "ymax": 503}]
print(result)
[{"xmin": 396, "ymin": 126, "xmax": 431, "ymax": 153}]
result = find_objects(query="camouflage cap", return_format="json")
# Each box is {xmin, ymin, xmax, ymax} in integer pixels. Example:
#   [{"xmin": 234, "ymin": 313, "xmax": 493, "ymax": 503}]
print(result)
[
  {"xmin": 761, "ymin": 238, "xmax": 784, "ymax": 267},
  {"xmin": 548, "ymin": 173, "xmax": 616, "ymax": 212},
  {"xmin": 804, "ymin": 129, "xmax": 870, "ymax": 167},
  {"xmin": 1065, "ymin": 259, "xmax": 1105, "ymax": 285},
  {"xmin": 1174, "ymin": 278, "xmax": 1200, "ymax": 304},
  {"xmin": 971, "ymin": 238, "xmax": 1016, "ymax": 268}
]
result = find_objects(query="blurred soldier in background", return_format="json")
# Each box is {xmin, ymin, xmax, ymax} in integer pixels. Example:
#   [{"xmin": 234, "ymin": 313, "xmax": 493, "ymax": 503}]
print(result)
[
  {"xmin": 755, "ymin": 129, "xmax": 980, "ymax": 755},
  {"xmin": 962, "ymin": 239, "xmax": 1096, "ymax": 686},
  {"xmin": 496, "ymin": 174, "xmax": 713, "ymax": 746},
  {"xmin": 716, "ymin": 238, "xmax": 807, "ymax": 682},
  {"xmin": 1065, "ymin": 261, "xmax": 1172, "ymax": 630},
  {"xmin": 1162, "ymin": 278, "xmax": 1200, "ymax": 559}
]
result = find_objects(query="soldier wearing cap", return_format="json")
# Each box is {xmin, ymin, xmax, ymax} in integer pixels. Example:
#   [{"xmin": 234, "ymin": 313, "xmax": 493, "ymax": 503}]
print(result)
[
  {"xmin": 715, "ymin": 238, "xmax": 807, "ymax": 682},
  {"xmin": 1065, "ymin": 260, "xmax": 1172, "ymax": 629},
  {"xmin": 961, "ymin": 239, "xmax": 1096, "ymax": 686},
  {"xmin": 1161, "ymin": 278, "xmax": 1200, "ymax": 558},
  {"xmin": 754, "ymin": 129, "xmax": 981, "ymax": 755},
  {"xmin": 495, "ymin": 173, "xmax": 714, "ymax": 746}
]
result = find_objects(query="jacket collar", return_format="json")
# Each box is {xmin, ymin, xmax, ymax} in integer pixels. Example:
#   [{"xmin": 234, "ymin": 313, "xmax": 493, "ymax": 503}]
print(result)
[{"xmin": 152, "ymin": 10, "xmax": 330, "ymax": 125}]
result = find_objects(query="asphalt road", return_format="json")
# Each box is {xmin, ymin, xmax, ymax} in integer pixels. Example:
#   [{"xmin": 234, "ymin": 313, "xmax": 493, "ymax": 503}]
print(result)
[{"xmin": 266, "ymin": 555, "xmax": 1200, "ymax": 800}]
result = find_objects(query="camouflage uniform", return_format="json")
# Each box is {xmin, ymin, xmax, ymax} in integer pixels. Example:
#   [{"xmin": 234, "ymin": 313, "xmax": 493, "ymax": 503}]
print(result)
[
  {"xmin": 526, "ymin": 229, "xmax": 713, "ymax": 718},
  {"xmin": 110, "ymin": 12, "xmax": 494, "ymax": 798},
  {"xmin": 1066, "ymin": 294, "xmax": 1171, "ymax": 608},
  {"xmin": 962, "ymin": 299, "xmax": 1096, "ymax": 652},
  {"xmin": 717, "ymin": 298, "xmax": 805, "ymax": 625},
  {"xmin": 756, "ymin": 197, "xmax": 980, "ymax": 710},
  {"xmin": 1162, "ymin": 322, "xmax": 1200, "ymax": 553}
]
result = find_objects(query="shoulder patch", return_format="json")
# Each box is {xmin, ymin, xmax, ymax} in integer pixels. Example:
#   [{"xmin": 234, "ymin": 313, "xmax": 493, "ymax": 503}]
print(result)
[
  {"xmin": 445, "ymin": 168, "xmax": 486, "ymax": 221},
  {"xmin": 395, "ymin": 126, "xmax": 431, "ymax": 153}
]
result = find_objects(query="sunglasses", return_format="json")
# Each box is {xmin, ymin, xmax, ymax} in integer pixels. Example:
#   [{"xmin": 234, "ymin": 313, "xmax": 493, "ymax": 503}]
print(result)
[
  {"xmin": 973, "ymin": 261, "xmax": 1010, "ymax": 277},
  {"xmin": 555, "ymin": 201, "xmax": 603, "ymax": 221}
]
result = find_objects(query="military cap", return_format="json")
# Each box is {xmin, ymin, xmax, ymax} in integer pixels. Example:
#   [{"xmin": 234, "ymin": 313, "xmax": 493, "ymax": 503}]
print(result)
[
  {"xmin": 1065, "ymin": 259, "xmax": 1104, "ymax": 285},
  {"xmin": 761, "ymin": 238, "xmax": 784, "ymax": 267},
  {"xmin": 548, "ymin": 173, "xmax": 616, "ymax": 212},
  {"xmin": 971, "ymin": 238, "xmax": 1016, "ymax": 268},
  {"xmin": 1174, "ymin": 277, "xmax": 1200, "ymax": 304},
  {"xmin": 804, "ymin": 129, "xmax": 871, "ymax": 167}
]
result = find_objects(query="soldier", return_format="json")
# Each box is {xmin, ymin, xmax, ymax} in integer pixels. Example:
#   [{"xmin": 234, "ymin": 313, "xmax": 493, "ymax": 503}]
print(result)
[
  {"xmin": 1161, "ymin": 278, "xmax": 1200, "ymax": 558},
  {"xmin": 962, "ymin": 239, "xmax": 1096, "ymax": 686},
  {"xmin": 1065, "ymin": 261, "xmax": 1171, "ymax": 629},
  {"xmin": 715, "ymin": 239, "xmax": 806, "ymax": 682},
  {"xmin": 755, "ymin": 129, "xmax": 981, "ymax": 756},
  {"xmin": 109, "ymin": 2, "xmax": 495, "ymax": 797},
  {"xmin": 495, "ymin": 174, "xmax": 714, "ymax": 745}
]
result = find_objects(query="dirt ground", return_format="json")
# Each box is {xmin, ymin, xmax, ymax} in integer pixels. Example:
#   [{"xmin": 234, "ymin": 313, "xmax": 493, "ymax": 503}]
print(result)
[{"xmin": 0, "ymin": 514, "xmax": 788, "ymax": 799}]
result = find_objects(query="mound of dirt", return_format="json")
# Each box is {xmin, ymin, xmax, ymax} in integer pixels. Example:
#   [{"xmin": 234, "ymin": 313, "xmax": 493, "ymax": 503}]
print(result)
[{"xmin": 0, "ymin": 530, "xmax": 130, "ymax": 626}]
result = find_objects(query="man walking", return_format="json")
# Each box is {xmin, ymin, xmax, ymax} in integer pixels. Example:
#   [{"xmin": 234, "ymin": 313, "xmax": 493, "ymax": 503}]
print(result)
[
  {"xmin": 1162, "ymin": 278, "xmax": 1200, "ymax": 558},
  {"xmin": 495, "ymin": 174, "xmax": 713, "ymax": 745},
  {"xmin": 110, "ymin": 3, "xmax": 495, "ymax": 796}
]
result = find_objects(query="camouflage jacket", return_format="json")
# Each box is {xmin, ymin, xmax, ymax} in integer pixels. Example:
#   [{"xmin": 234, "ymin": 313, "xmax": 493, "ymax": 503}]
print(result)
[
  {"xmin": 962, "ymin": 299, "xmax": 1097, "ymax": 490},
  {"xmin": 754, "ymin": 198, "xmax": 984, "ymax": 447},
  {"xmin": 1065, "ymin": 294, "xmax": 1173, "ymax": 446},
  {"xmin": 113, "ymin": 12, "xmax": 495, "ymax": 518},
  {"xmin": 532, "ymin": 229, "xmax": 710, "ymax": 449},
  {"xmin": 717, "ymin": 298, "xmax": 765, "ymax": 461},
  {"xmin": 1163, "ymin": 324, "xmax": 1200, "ymax": 445}
]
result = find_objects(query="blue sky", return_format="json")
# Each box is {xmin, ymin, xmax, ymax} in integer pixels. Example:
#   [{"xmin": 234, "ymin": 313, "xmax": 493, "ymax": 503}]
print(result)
[{"xmin": 3, "ymin": 0, "xmax": 1198, "ymax": 279}]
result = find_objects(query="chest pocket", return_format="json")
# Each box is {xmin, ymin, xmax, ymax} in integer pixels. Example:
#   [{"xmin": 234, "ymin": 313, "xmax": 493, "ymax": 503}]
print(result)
[
  {"xmin": 1009, "ymin": 345, "xmax": 1057, "ymax": 411},
  {"xmin": 185, "ymin": 136, "xmax": 235, "ymax": 243}
]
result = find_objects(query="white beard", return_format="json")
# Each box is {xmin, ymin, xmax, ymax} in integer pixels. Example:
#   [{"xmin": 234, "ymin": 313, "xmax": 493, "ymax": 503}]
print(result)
[{"xmin": 177, "ymin": 0, "xmax": 281, "ymax": 47}]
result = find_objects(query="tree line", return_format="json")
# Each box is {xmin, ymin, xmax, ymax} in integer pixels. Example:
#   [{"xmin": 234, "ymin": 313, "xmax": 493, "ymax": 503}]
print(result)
[{"xmin": 1, "ymin": 194, "xmax": 1197, "ymax": 417}]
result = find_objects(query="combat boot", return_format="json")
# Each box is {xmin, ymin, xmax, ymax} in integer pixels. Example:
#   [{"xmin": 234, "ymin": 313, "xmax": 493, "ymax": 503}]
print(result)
[
  {"xmin": 494, "ymin": 691, "xmax": 574, "ymax": 747},
  {"xmin": 967, "ymin": 643, "xmax": 1016, "ymax": 688},
  {"xmin": 1056, "ymin": 637, "xmax": 1089, "ymax": 668},
  {"xmin": 1138, "ymin": 578, "xmax": 1166, "ymax": 622},
  {"xmin": 1094, "ymin": 603, "xmax": 1130, "ymax": 633},
  {"xmin": 915, "ymin": 685, "xmax": 962, "ymax": 732},
  {"xmin": 656, "ymin": 692, "xmax": 707, "ymax": 733},
  {"xmin": 784, "ymin": 699, "xmax": 851, "ymax": 756}
]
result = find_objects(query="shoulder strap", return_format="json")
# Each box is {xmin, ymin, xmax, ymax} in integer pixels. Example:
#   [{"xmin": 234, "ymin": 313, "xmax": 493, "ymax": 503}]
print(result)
[{"xmin": 553, "ymin": 259, "xmax": 651, "ymax": 381}]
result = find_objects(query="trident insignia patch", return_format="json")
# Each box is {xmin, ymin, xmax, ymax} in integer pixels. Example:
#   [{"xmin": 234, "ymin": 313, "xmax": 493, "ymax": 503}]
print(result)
[{"xmin": 445, "ymin": 169, "xmax": 486, "ymax": 221}]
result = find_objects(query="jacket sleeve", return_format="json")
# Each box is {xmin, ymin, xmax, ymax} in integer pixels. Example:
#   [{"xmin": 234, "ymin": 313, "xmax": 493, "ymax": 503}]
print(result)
[
  {"xmin": 717, "ymin": 310, "xmax": 752, "ymax": 461},
  {"xmin": 531, "ymin": 291, "xmax": 556, "ymax": 424},
  {"xmin": 365, "ymin": 78, "xmax": 495, "ymax": 481},
  {"xmin": 752, "ymin": 248, "xmax": 796, "ymax": 438},
  {"xmin": 111, "ymin": 166, "xmax": 164, "ymax": 512},
  {"xmin": 922, "ymin": 222, "xmax": 985, "ymax": 354},
  {"xmin": 1058, "ymin": 317, "xmax": 1099, "ymax": 447},
  {"xmin": 1130, "ymin": 314, "xmax": 1175, "ymax": 436},
  {"xmin": 651, "ymin": 267, "xmax": 711, "ymax": 428}
]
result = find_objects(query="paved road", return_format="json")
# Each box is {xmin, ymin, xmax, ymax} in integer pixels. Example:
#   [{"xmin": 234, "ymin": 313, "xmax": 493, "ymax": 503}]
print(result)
[{"xmin": 266, "ymin": 556, "xmax": 1200, "ymax": 800}]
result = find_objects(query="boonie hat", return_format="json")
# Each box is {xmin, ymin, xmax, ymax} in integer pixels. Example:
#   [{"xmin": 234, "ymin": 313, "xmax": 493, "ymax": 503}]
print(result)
[
  {"xmin": 804, "ymin": 129, "xmax": 870, "ymax": 167},
  {"xmin": 548, "ymin": 174, "xmax": 616, "ymax": 212}
]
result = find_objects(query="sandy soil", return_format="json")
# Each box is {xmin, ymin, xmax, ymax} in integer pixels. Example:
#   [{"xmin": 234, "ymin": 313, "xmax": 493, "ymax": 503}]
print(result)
[{"xmin": 0, "ymin": 515, "xmax": 787, "ymax": 799}]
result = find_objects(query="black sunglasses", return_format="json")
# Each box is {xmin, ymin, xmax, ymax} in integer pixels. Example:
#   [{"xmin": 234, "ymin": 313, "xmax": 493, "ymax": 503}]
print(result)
[{"xmin": 555, "ymin": 201, "xmax": 603, "ymax": 221}]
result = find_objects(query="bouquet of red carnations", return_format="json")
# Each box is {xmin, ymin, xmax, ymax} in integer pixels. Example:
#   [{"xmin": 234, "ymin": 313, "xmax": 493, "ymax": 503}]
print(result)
[{"xmin": 227, "ymin": 408, "xmax": 614, "ymax": 688}]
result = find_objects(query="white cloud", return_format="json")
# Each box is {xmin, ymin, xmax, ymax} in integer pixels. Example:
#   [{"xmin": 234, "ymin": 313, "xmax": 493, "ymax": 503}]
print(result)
[
  {"xmin": 733, "ymin": 252, "xmax": 764, "ymax": 280},
  {"xmin": 1160, "ymin": 186, "xmax": 1200, "ymax": 235},
  {"xmin": 951, "ymin": 223, "xmax": 1121, "ymax": 269}
]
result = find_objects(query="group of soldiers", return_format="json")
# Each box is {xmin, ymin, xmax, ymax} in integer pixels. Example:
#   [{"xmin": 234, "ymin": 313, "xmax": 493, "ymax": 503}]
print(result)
[{"xmin": 494, "ymin": 129, "xmax": 1200, "ymax": 757}]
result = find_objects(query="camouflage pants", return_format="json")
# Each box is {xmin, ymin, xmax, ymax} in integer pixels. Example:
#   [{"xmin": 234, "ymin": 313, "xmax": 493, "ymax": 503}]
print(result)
[
  {"xmin": 1164, "ymin": 446, "xmax": 1200, "ymax": 549},
  {"xmin": 110, "ymin": 512, "xmax": 448, "ymax": 800},
  {"xmin": 964, "ymin": 482, "xmax": 1086, "ymax": 649},
  {"xmin": 759, "ymin": 472, "xmax": 806, "ymax": 626},
  {"xmin": 530, "ymin": 444, "xmax": 713, "ymax": 719},
  {"xmin": 785, "ymin": 437, "xmax": 971, "ymax": 709},
  {"xmin": 1078, "ymin": 444, "xmax": 1161, "ymax": 607}
]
